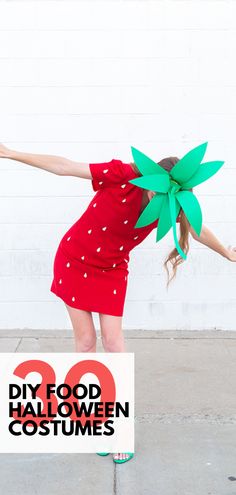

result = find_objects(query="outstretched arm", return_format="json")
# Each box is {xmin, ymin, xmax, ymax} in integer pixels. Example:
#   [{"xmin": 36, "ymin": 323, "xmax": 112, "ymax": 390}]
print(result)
[
  {"xmin": 190, "ymin": 224, "xmax": 236, "ymax": 262},
  {"xmin": 0, "ymin": 143, "xmax": 92, "ymax": 178}
]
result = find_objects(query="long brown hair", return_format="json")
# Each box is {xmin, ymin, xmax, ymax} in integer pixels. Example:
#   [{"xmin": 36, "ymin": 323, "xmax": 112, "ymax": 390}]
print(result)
[{"xmin": 130, "ymin": 157, "xmax": 190, "ymax": 285}]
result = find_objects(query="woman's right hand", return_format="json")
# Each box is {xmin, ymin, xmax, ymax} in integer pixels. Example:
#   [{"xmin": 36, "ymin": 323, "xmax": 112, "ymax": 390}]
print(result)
[
  {"xmin": 0, "ymin": 143, "xmax": 11, "ymax": 158},
  {"xmin": 226, "ymin": 245, "xmax": 236, "ymax": 262}
]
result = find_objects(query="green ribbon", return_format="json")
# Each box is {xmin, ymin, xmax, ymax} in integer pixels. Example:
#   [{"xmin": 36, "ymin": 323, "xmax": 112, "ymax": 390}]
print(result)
[{"xmin": 128, "ymin": 142, "xmax": 224, "ymax": 259}]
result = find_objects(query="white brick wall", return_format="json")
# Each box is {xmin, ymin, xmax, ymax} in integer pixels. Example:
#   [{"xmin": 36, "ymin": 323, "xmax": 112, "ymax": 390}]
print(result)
[{"xmin": 0, "ymin": 0, "xmax": 235, "ymax": 330}]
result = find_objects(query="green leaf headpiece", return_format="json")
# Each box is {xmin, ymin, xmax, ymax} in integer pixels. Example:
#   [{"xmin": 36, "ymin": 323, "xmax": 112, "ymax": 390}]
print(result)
[{"xmin": 128, "ymin": 142, "xmax": 224, "ymax": 259}]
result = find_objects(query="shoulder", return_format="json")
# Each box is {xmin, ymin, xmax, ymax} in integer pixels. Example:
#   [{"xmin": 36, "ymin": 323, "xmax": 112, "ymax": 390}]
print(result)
[{"xmin": 89, "ymin": 158, "xmax": 138, "ymax": 191}]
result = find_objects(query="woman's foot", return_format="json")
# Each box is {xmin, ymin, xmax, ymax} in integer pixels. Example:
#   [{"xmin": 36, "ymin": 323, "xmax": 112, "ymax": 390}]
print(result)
[
  {"xmin": 113, "ymin": 452, "xmax": 134, "ymax": 463},
  {"xmin": 96, "ymin": 452, "xmax": 134, "ymax": 463}
]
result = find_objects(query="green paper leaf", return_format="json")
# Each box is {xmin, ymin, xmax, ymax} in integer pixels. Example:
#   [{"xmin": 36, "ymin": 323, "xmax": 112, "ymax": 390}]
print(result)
[
  {"xmin": 134, "ymin": 193, "xmax": 165, "ymax": 228},
  {"xmin": 131, "ymin": 146, "xmax": 169, "ymax": 176},
  {"xmin": 181, "ymin": 160, "xmax": 224, "ymax": 189},
  {"xmin": 129, "ymin": 143, "xmax": 224, "ymax": 257},
  {"xmin": 171, "ymin": 142, "xmax": 208, "ymax": 184},
  {"xmin": 176, "ymin": 191, "xmax": 202, "ymax": 236},
  {"xmin": 156, "ymin": 195, "xmax": 180, "ymax": 241},
  {"xmin": 168, "ymin": 192, "xmax": 187, "ymax": 259},
  {"xmin": 128, "ymin": 173, "xmax": 170, "ymax": 193}
]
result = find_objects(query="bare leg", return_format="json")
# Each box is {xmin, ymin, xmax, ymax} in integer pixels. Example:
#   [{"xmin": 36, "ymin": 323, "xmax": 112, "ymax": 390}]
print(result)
[
  {"xmin": 65, "ymin": 303, "xmax": 97, "ymax": 352},
  {"xmin": 99, "ymin": 313, "xmax": 129, "ymax": 461},
  {"xmin": 99, "ymin": 314, "xmax": 125, "ymax": 352}
]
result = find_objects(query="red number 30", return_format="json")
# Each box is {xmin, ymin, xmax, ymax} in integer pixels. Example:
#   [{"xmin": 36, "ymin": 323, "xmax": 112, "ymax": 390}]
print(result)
[{"xmin": 12, "ymin": 359, "xmax": 116, "ymax": 426}]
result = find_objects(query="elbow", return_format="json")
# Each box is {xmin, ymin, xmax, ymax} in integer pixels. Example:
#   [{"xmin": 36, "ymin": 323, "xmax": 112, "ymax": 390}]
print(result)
[
  {"xmin": 57, "ymin": 164, "xmax": 68, "ymax": 176},
  {"xmin": 189, "ymin": 225, "xmax": 202, "ymax": 241},
  {"xmin": 189, "ymin": 226, "xmax": 198, "ymax": 240},
  {"xmin": 190, "ymin": 224, "xmax": 207, "ymax": 242}
]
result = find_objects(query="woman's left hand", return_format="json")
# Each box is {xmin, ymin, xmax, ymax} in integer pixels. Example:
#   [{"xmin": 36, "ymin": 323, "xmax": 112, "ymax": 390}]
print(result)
[{"xmin": 226, "ymin": 245, "xmax": 236, "ymax": 261}]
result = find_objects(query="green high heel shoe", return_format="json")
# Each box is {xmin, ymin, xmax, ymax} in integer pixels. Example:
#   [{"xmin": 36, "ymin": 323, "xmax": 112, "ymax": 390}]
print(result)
[
  {"xmin": 96, "ymin": 452, "xmax": 109, "ymax": 456},
  {"xmin": 113, "ymin": 453, "xmax": 134, "ymax": 464}
]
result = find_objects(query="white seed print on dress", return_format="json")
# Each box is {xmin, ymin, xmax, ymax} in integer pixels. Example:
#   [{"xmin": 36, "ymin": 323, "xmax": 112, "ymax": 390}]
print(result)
[
  {"xmin": 103, "ymin": 169, "xmax": 109, "ymax": 174},
  {"xmin": 59, "ymin": 279, "xmax": 62, "ymax": 284},
  {"xmin": 81, "ymin": 256, "xmax": 85, "ymax": 260},
  {"xmin": 84, "ymin": 273, "xmax": 88, "ymax": 278},
  {"xmin": 88, "ymin": 229, "xmax": 92, "ymax": 234},
  {"xmin": 72, "ymin": 296, "xmax": 75, "ymax": 302},
  {"xmin": 66, "ymin": 262, "xmax": 70, "ymax": 268},
  {"xmin": 96, "ymin": 247, "xmax": 101, "ymax": 252},
  {"xmin": 119, "ymin": 246, "xmax": 124, "ymax": 251},
  {"xmin": 93, "ymin": 203, "xmax": 97, "ymax": 208},
  {"xmin": 102, "ymin": 226, "xmax": 107, "ymax": 231},
  {"xmin": 67, "ymin": 236, "xmax": 71, "ymax": 241},
  {"xmin": 113, "ymin": 289, "xmax": 117, "ymax": 295},
  {"xmin": 124, "ymin": 220, "xmax": 128, "ymax": 224},
  {"xmin": 122, "ymin": 198, "xmax": 126, "ymax": 203},
  {"xmin": 121, "ymin": 184, "xmax": 126, "ymax": 188}
]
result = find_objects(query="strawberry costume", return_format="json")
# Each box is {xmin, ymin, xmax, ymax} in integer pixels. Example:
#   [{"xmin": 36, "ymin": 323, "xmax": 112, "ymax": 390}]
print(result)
[{"xmin": 50, "ymin": 158, "xmax": 179, "ymax": 316}]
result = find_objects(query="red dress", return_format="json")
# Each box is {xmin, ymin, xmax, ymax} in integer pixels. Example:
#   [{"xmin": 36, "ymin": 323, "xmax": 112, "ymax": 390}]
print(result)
[{"xmin": 50, "ymin": 159, "xmax": 176, "ymax": 316}]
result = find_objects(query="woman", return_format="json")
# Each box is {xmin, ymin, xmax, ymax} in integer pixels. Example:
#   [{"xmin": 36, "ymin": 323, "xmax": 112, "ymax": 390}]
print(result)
[{"xmin": 1, "ymin": 143, "xmax": 236, "ymax": 464}]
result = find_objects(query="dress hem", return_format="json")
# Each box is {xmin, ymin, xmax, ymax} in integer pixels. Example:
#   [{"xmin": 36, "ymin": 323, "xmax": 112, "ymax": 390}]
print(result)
[{"xmin": 50, "ymin": 286, "xmax": 124, "ymax": 317}]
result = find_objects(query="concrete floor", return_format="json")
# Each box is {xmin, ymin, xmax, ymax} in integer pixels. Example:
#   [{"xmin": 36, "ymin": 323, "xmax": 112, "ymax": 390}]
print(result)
[{"xmin": 1, "ymin": 329, "xmax": 236, "ymax": 495}]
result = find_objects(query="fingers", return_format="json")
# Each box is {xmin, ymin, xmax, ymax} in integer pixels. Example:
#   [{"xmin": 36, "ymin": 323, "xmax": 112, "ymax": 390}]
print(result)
[{"xmin": 227, "ymin": 245, "xmax": 236, "ymax": 253}]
